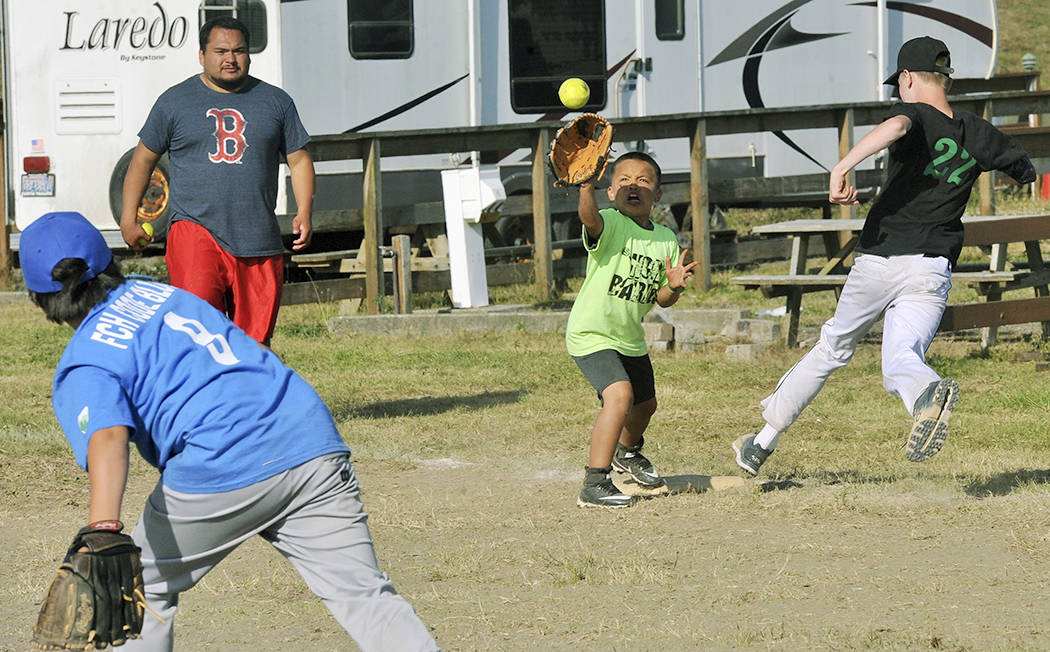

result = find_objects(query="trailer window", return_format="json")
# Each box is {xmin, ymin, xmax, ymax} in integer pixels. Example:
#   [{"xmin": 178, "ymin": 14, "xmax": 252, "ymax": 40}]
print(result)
[
  {"xmin": 199, "ymin": 1, "xmax": 268, "ymax": 54},
  {"xmin": 655, "ymin": 0, "xmax": 685, "ymax": 41},
  {"xmin": 348, "ymin": 0, "xmax": 414, "ymax": 59},
  {"xmin": 508, "ymin": 0, "xmax": 606, "ymax": 113}
]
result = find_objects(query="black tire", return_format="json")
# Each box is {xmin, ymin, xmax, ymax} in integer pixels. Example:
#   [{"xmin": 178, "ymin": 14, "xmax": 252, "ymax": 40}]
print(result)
[
  {"xmin": 494, "ymin": 213, "xmax": 533, "ymax": 248},
  {"xmin": 109, "ymin": 148, "xmax": 172, "ymax": 239}
]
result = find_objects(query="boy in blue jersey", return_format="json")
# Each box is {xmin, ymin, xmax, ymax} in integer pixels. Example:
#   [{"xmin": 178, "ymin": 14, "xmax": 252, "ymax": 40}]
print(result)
[{"xmin": 21, "ymin": 212, "xmax": 438, "ymax": 651}]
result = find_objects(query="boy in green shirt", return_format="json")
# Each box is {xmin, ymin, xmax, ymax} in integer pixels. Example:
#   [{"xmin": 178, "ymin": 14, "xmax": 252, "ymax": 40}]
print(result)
[{"xmin": 567, "ymin": 152, "xmax": 698, "ymax": 508}]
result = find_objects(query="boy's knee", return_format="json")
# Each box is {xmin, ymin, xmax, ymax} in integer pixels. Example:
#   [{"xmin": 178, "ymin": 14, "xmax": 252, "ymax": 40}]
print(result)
[
  {"xmin": 815, "ymin": 337, "xmax": 856, "ymax": 365},
  {"xmin": 601, "ymin": 382, "xmax": 634, "ymax": 412},
  {"xmin": 635, "ymin": 396, "xmax": 657, "ymax": 417}
]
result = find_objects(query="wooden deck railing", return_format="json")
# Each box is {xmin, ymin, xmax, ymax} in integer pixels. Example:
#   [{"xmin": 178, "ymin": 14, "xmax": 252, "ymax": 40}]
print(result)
[{"xmin": 297, "ymin": 89, "xmax": 1050, "ymax": 313}]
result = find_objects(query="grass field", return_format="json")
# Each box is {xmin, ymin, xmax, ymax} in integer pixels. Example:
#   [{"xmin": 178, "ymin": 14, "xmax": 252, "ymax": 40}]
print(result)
[{"xmin": 3, "ymin": 285, "xmax": 1050, "ymax": 650}]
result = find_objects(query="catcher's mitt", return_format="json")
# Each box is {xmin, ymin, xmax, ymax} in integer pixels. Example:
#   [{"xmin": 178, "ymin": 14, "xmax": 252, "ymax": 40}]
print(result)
[
  {"xmin": 32, "ymin": 522, "xmax": 145, "ymax": 650},
  {"xmin": 548, "ymin": 113, "xmax": 613, "ymax": 187}
]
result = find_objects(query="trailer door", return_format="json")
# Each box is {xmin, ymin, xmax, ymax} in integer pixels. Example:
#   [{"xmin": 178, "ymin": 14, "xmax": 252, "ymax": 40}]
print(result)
[{"xmin": 626, "ymin": 0, "xmax": 700, "ymax": 120}]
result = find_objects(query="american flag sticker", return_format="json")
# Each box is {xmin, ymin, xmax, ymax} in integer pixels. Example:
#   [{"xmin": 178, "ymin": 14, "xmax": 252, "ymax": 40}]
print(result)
[{"xmin": 31, "ymin": 138, "xmax": 45, "ymax": 153}]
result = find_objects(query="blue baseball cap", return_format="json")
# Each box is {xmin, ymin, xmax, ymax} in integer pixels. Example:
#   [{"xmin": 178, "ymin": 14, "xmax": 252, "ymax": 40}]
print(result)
[{"xmin": 20, "ymin": 212, "xmax": 113, "ymax": 293}]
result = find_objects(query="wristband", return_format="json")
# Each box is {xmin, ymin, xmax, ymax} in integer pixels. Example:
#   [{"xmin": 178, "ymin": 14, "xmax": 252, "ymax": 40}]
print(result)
[
  {"xmin": 86, "ymin": 520, "xmax": 124, "ymax": 532},
  {"xmin": 670, "ymin": 285, "xmax": 685, "ymax": 293}
]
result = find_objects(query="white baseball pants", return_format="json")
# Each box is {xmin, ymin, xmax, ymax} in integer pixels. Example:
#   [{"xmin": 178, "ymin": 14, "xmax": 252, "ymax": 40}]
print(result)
[
  {"xmin": 120, "ymin": 453, "xmax": 439, "ymax": 652},
  {"xmin": 761, "ymin": 253, "xmax": 951, "ymax": 435}
]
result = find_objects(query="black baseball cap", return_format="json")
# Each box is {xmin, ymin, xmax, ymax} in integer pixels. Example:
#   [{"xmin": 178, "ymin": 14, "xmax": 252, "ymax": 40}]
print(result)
[{"xmin": 884, "ymin": 36, "xmax": 954, "ymax": 86}]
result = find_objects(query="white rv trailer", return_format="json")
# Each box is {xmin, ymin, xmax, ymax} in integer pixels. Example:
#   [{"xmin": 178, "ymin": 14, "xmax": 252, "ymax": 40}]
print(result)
[{"xmin": 2, "ymin": 0, "xmax": 998, "ymax": 238}]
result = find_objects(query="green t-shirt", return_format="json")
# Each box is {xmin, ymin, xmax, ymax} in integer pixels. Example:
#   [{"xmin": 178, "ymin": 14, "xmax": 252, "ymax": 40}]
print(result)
[{"xmin": 566, "ymin": 208, "xmax": 680, "ymax": 357}]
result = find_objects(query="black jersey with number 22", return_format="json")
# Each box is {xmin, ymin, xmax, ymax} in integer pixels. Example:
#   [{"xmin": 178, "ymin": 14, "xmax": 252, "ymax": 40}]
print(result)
[{"xmin": 856, "ymin": 102, "xmax": 1034, "ymax": 266}]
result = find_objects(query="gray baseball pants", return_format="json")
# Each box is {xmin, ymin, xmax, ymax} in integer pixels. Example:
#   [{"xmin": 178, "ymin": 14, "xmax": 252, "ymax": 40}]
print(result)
[
  {"xmin": 120, "ymin": 452, "xmax": 439, "ymax": 651},
  {"xmin": 761, "ymin": 253, "xmax": 951, "ymax": 432}
]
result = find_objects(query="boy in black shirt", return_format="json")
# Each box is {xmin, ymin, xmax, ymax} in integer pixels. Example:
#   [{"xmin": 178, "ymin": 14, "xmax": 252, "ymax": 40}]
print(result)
[{"xmin": 733, "ymin": 36, "xmax": 1036, "ymax": 475}]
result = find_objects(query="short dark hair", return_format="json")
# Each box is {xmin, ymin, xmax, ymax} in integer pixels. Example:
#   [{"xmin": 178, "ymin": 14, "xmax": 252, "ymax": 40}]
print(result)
[
  {"xmin": 28, "ymin": 258, "xmax": 125, "ymax": 324},
  {"xmin": 199, "ymin": 16, "xmax": 250, "ymax": 51},
  {"xmin": 612, "ymin": 151, "xmax": 662, "ymax": 186}
]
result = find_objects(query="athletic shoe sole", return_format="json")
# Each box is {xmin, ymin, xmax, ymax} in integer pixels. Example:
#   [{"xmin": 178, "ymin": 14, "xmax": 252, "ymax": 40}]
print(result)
[
  {"xmin": 906, "ymin": 378, "xmax": 959, "ymax": 462},
  {"xmin": 610, "ymin": 458, "xmax": 665, "ymax": 488},
  {"xmin": 576, "ymin": 495, "xmax": 636, "ymax": 509},
  {"xmin": 732, "ymin": 435, "xmax": 761, "ymax": 476}
]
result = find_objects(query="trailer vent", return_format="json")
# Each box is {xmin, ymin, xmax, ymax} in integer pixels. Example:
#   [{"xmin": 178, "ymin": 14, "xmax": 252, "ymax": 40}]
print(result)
[{"xmin": 55, "ymin": 79, "xmax": 120, "ymax": 135}]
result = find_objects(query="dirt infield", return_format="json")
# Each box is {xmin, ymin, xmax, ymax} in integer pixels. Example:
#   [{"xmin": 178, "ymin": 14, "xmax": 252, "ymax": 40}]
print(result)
[{"xmin": 3, "ymin": 451, "xmax": 1050, "ymax": 651}]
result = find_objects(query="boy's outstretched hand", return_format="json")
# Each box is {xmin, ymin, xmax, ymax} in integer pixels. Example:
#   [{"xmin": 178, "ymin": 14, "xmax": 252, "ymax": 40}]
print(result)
[{"xmin": 666, "ymin": 249, "xmax": 699, "ymax": 291}]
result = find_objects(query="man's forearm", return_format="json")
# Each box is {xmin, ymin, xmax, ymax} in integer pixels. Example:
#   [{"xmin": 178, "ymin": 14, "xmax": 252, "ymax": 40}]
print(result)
[
  {"xmin": 287, "ymin": 150, "xmax": 315, "ymax": 218},
  {"xmin": 120, "ymin": 143, "xmax": 162, "ymax": 229},
  {"xmin": 120, "ymin": 160, "xmax": 152, "ymax": 227}
]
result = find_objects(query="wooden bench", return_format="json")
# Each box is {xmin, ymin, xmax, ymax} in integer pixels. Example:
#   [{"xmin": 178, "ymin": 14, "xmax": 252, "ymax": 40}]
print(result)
[
  {"xmin": 733, "ymin": 270, "xmax": 1027, "ymax": 298},
  {"xmin": 731, "ymin": 213, "xmax": 1050, "ymax": 346}
]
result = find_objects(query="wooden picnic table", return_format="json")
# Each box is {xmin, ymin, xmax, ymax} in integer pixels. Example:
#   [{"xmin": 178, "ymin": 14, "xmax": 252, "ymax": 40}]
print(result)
[
  {"xmin": 750, "ymin": 218, "xmax": 865, "ymax": 276},
  {"xmin": 732, "ymin": 213, "xmax": 1050, "ymax": 347}
]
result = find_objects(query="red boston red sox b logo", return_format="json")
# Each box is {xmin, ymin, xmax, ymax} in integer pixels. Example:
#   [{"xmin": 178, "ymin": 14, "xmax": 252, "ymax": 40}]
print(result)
[{"xmin": 206, "ymin": 108, "xmax": 248, "ymax": 163}]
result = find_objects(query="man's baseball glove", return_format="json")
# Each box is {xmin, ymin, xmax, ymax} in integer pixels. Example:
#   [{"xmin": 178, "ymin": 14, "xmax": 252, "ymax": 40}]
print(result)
[
  {"xmin": 32, "ymin": 523, "xmax": 145, "ymax": 650},
  {"xmin": 548, "ymin": 113, "xmax": 613, "ymax": 187}
]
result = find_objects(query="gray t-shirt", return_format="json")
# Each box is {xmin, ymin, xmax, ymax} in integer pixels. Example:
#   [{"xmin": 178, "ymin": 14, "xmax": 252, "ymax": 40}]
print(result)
[{"xmin": 139, "ymin": 75, "xmax": 311, "ymax": 257}]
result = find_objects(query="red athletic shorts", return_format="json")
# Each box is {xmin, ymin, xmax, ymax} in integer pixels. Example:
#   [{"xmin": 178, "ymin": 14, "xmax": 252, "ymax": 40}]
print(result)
[{"xmin": 165, "ymin": 219, "xmax": 284, "ymax": 344}]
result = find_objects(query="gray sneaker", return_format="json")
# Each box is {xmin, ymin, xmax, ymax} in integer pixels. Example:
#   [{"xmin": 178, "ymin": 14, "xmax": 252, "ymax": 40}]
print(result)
[
  {"xmin": 732, "ymin": 434, "xmax": 772, "ymax": 476},
  {"xmin": 577, "ymin": 467, "xmax": 636, "ymax": 508},
  {"xmin": 907, "ymin": 378, "xmax": 959, "ymax": 462},
  {"xmin": 612, "ymin": 437, "xmax": 664, "ymax": 488}
]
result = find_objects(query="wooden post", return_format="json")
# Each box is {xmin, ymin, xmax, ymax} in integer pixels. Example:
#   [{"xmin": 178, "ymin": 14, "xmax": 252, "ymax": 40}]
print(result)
[
  {"xmin": 976, "ymin": 101, "xmax": 997, "ymax": 345},
  {"xmin": 1030, "ymin": 76, "xmax": 1042, "ymax": 200},
  {"xmin": 689, "ymin": 119, "xmax": 711, "ymax": 290},
  {"xmin": 978, "ymin": 100, "xmax": 996, "ymax": 216},
  {"xmin": 532, "ymin": 129, "xmax": 554, "ymax": 300},
  {"xmin": 784, "ymin": 233, "xmax": 810, "ymax": 347},
  {"xmin": 980, "ymin": 242, "xmax": 1009, "ymax": 348},
  {"xmin": 1024, "ymin": 239, "xmax": 1050, "ymax": 338},
  {"xmin": 836, "ymin": 108, "xmax": 858, "ymax": 253},
  {"xmin": 393, "ymin": 233, "xmax": 413, "ymax": 314},
  {"xmin": 785, "ymin": 289, "xmax": 803, "ymax": 348},
  {"xmin": 0, "ymin": 103, "xmax": 9, "ymax": 290},
  {"xmin": 362, "ymin": 138, "xmax": 384, "ymax": 314}
]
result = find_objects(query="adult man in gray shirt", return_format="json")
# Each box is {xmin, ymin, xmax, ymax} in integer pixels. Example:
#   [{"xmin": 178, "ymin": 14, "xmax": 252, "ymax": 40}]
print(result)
[{"xmin": 122, "ymin": 16, "xmax": 313, "ymax": 347}]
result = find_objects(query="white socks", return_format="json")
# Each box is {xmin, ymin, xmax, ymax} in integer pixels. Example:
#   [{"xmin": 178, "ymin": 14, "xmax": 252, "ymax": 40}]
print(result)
[{"xmin": 754, "ymin": 423, "xmax": 780, "ymax": 451}]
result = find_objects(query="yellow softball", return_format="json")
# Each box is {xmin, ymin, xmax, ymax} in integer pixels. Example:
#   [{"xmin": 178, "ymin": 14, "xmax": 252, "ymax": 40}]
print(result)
[
  {"xmin": 138, "ymin": 222, "xmax": 154, "ymax": 247},
  {"xmin": 558, "ymin": 78, "xmax": 590, "ymax": 110}
]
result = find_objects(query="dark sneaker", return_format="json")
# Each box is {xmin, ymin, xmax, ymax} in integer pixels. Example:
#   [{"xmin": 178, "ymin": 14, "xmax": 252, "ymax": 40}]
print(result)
[
  {"xmin": 577, "ymin": 467, "xmax": 636, "ymax": 508},
  {"xmin": 907, "ymin": 378, "xmax": 959, "ymax": 462},
  {"xmin": 732, "ymin": 434, "xmax": 772, "ymax": 476},
  {"xmin": 612, "ymin": 439, "xmax": 664, "ymax": 488}
]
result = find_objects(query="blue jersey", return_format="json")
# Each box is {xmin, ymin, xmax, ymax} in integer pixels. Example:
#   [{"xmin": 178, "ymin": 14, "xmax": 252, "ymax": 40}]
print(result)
[
  {"xmin": 138, "ymin": 75, "xmax": 311, "ymax": 257},
  {"xmin": 51, "ymin": 280, "xmax": 348, "ymax": 493}
]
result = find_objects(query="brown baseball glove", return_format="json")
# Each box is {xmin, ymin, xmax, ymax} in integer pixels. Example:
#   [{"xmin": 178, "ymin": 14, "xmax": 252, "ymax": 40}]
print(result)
[
  {"xmin": 548, "ymin": 113, "xmax": 613, "ymax": 187},
  {"xmin": 32, "ymin": 523, "xmax": 145, "ymax": 650}
]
